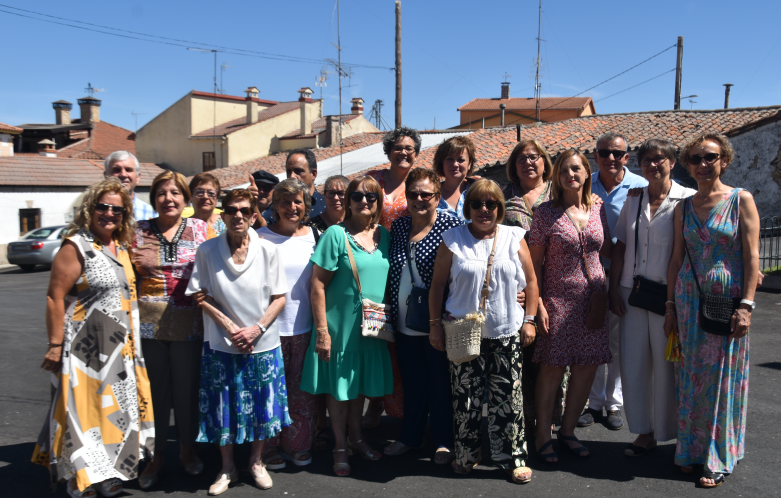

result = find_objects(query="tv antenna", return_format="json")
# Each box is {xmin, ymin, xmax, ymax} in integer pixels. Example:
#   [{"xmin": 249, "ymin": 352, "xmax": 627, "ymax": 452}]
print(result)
[
  {"xmin": 315, "ymin": 68, "xmax": 330, "ymax": 117},
  {"xmin": 84, "ymin": 82, "xmax": 105, "ymax": 97},
  {"xmin": 326, "ymin": 0, "xmax": 351, "ymax": 174},
  {"xmin": 131, "ymin": 111, "xmax": 148, "ymax": 134},
  {"xmin": 187, "ymin": 48, "xmax": 224, "ymax": 168},
  {"xmin": 534, "ymin": 0, "xmax": 545, "ymax": 122},
  {"xmin": 502, "ymin": 72, "xmax": 511, "ymax": 83},
  {"xmin": 368, "ymin": 99, "xmax": 391, "ymax": 131},
  {"xmin": 220, "ymin": 62, "xmax": 232, "ymax": 94}
]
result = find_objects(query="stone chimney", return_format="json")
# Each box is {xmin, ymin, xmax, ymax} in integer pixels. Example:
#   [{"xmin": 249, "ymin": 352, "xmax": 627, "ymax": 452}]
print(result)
[
  {"xmin": 501, "ymin": 82, "xmax": 510, "ymax": 99},
  {"xmin": 350, "ymin": 97, "xmax": 365, "ymax": 115},
  {"xmin": 298, "ymin": 87, "xmax": 314, "ymax": 135},
  {"xmin": 245, "ymin": 87, "xmax": 260, "ymax": 125},
  {"xmin": 52, "ymin": 100, "xmax": 73, "ymax": 125},
  {"xmin": 78, "ymin": 97, "xmax": 101, "ymax": 123},
  {"xmin": 37, "ymin": 139, "xmax": 57, "ymax": 157},
  {"xmin": 325, "ymin": 115, "xmax": 341, "ymax": 147}
]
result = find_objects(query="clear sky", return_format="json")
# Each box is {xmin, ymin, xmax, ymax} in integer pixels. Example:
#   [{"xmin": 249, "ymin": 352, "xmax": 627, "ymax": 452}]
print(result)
[{"xmin": 1, "ymin": 0, "xmax": 779, "ymax": 133}]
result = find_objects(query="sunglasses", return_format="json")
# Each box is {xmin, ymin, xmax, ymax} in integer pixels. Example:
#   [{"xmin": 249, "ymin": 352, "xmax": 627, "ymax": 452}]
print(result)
[
  {"xmin": 468, "ymin": 200, "xmax": 499, "ymax": 211},
  {"xmin": 324, "ymin": 190, "xmax": 346, "ymax": 199},
  {"xmin": 687, "ymin": 153, "xmax": 721, "ymax": 166},
  {"xmin": 256, "ymin": 184, "xmax": 274, "ymax": 193},
  {"xmin": 349, "ymin": 192, "xmax": 379, "ymax": 204},
  {"xmin": 223, "ymin": 206, "xmax": 253, "ymax": 216},
  {"xmin": 94, "ymin": 202, "xmax": 125, "ymax": 216},
  {"xmin": 406, "ymin": 191, "xmax": 437, "ymax": 201},
  {"xmin": 193, "ymin": 188, "xmax": 218, "ymax": 198},
  {"xmin": 597, "ymin": 149, "xmax": 628, "ymax": 159}
]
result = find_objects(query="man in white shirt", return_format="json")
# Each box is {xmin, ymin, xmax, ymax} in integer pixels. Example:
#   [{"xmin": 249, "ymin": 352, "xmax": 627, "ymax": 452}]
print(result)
[{"xmin": 104, "ymin": 150, "xmax": 155, "ymax": 221}]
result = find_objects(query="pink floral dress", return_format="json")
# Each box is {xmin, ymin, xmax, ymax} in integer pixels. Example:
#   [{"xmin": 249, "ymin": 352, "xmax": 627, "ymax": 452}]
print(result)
[
  {"xmin": 674, "ymin": 189, "xmax": 747, "ymax": 473},
  {"xmin": 529, "ymin": 201, "xmax": 612, "ymax": 367}
]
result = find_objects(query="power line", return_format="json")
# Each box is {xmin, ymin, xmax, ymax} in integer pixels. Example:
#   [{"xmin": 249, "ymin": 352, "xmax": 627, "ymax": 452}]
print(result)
[
  {"xmin": 734, "ymin": 32, "xmax": 781, "ymax": 103},
  {"xmin": 595, "ymin": 68, "xmax": 676, "ymax": 103}
]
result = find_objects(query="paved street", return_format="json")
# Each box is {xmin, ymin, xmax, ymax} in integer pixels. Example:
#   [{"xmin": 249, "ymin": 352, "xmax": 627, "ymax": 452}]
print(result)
[{"xmin": 1, "ymin": 265, "xmax": 779, "ymax": 497}]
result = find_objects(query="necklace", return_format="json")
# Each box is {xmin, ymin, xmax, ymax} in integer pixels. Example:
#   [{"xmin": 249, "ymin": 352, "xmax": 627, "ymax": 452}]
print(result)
[{"xmin": 229, "ymin": 235, "xmax": 249, "ymax": 263}]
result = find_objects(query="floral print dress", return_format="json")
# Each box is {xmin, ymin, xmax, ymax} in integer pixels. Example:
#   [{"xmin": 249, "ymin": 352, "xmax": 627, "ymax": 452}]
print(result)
[{"xmin": 675, "ymin": 188, "xmax": 748, "ymax": 473}]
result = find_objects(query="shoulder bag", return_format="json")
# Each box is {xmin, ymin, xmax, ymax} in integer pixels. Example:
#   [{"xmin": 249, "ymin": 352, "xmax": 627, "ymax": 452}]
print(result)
[
  {"xmin": 627, "ymin": 191, "xmax": 668, "ymax": 316},
  {"xmin": 565, "ymin": 210, "xmax": 609, "ymax": 329},
  {"xmin": 442, "ymin": 226, "xmax": 498, "ymax": 364},
  {"xmin": 404, "ymin": 240, "xmax": 432, "ymax": 333},
  {"xmin": 681, "ymin": 200, "xmax": 740, "ymax": 336},
  {"xmin": 343, "ymin": 229, "xmax": 395, "ymax": 342}
]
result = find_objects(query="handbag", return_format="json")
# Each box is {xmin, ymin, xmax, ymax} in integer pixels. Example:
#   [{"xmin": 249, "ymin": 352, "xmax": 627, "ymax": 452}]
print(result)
[
  {"xmin": 404, "ymin": 241, "xmax": 431, "ymax": 333},
  {"xmin": 442, "ymin": 226, "xmax": 499, "ymax": 364},
  {"xmin": 565, "ymin": 210, "xmax": 609, "ymax": 329},
  {"xmin": 626, "ymin": 190, "xmax": 668, "ymax": 316},
  {"xmin": 681, "ymin": 200, "xmax": 740, "ymax": 336},
  {"xmin": 343, "ymin": 229, "xmax": 395, "ymax": 342}
]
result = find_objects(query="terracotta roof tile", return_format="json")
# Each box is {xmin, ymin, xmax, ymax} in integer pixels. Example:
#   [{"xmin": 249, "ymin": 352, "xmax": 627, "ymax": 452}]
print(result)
[
  {"xmin": 458, "ymin": 97, "xmax": 593, "ymax": 111},
  {"xmin": 0, "ymin": 156, "xmax": 166, "ymax": 187},
  {"xmin": 0, "ymin": 122, "xmax": 23, "ymax": 133},
  {"xmin": 281, "ymin": 114, "xmax": 359, "ymax": 139},
  {"xmin": 191, "ymin": 101, "xmax": 300, "ymax": 137},
  {"xmin": 56, "ymin": 121, "xmax": 136, "ymax": 159}
]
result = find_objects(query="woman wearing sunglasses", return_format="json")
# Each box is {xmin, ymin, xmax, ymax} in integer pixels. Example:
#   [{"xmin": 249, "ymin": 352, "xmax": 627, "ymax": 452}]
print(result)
[
  {"xmin": 133, "ymin": 171, "xmax": 209, "ymax": 489},
  {"xmin": 384, "ymin": 168, "xmax": 464, "ymax": 463},
  {"xmin": 308, "ymin": 175, "xmax": 349, "ymax": 234},
  {"xmin": 434, "ymin": 136, "xmax": 478, "ymax": 220},
  {"xmin": 429, "ymin": 179, "xmax": 538, "ymax": 484},
  {"xmin": 187, "ymin": 189, "xmax": 290, "ymax": 494},
  {"xmin": 188, "ymin": 172, "xmax": 226, "ymax": 238},
  {"xmin": 528, "ymin": 150, "xmax": 613, "ymax": 464},
  {"xmin": 301, "ymin": 176, "xmax": 393, "ymax": 477},
  {"xmin": 34, "ymin": 179, "xmax": 154, "ymax": 498},
  {"xmin": 664, "ymin": 133, "xmax": 759, "ymax": 488}
]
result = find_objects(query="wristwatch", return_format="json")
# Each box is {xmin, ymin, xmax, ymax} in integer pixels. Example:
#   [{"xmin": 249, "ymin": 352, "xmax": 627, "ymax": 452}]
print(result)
[
  {"xmin": 739, "ymin": 299, "xmax": 756, "ymax": 311},
  {"xmin": 256, "ymin": 321, "xmax": 268, "ymax": 334}
]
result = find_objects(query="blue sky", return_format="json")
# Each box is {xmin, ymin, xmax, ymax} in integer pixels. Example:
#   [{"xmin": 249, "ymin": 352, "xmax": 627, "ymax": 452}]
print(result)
[{"xmin": 1, "ymin": 0, "xmax": 779, "ymax": 133}]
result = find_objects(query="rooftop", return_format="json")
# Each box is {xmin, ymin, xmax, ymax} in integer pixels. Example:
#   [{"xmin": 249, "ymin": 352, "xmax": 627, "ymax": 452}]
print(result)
[
  {"xmin": 281, "ymin": 114, "xmax": 359, "ymax": 139},
  {"xmin": 0, "ymin": 122, "xmax": 23, "ymax": 134},
  {"xmin": 0, "ymin": 156, "xmax": 166, "ymax": 187},
  {"xmin": 457, "ymin": 97, "xmax": 594, "ymax": 112},
  {"xmin": 190, "ymin": 101, "xmax": 300, "ymax": 138}
]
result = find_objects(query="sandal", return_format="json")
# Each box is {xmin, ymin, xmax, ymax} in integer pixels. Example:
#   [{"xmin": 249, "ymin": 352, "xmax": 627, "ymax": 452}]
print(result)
[
  {"xmin": 699, "ymin": 470, "xmax": 725, "ymax": 488},
  {"xmin": 451, "ymin": 458, "xmax": 480, "ymax": 475},
  {"xmin": 506, "ymin": 467, "xmax": 532, "ymax": 484},
  {"xmin": 261, "ymin": 448, "xmax": 286, "ymax": 470},
  {"xmin": 67, "ymin": 479, "xmax": 96, "ymax": 498},
  {"xmin": 624, "ymin": 439, "xmax": 657, "ymax": 457},
  {"xmin": 434, "ymin": 447, "xmax": 454, "ymax": 465},
  {"xmin": 349, "ymin": 439, "xmax": 382, "ymax": 460},
  {"xmin": 96, "ymin": 478, "xmax": 123, "ymax": 497},
  {"xmin": 332, "ymin": 448, "xmax": 352, "ymax": 477},
  {"xmin": 279, "ymin": 449, "xmax": 312, "ymax": 466},
  {"xmin": 535, "ymin": 439, "xmax": 558, "ymax": 465},
  {"xmin": 557, "ymin": 432, "xmax": 589, "ymax": 458},
  {"xmin": 313, "ymin": 426, "xmax": 330, "ymax": 452}
]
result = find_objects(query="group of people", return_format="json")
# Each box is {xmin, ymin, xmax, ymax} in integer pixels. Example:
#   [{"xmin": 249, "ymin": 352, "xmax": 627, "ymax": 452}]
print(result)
[{"xmin": 33, "ymin": 126, "xmax": 760, "ymax": 496}]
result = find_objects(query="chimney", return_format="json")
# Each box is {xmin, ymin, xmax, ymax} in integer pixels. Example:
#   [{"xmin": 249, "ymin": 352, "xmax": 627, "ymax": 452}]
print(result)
[
  {"xmin": 325, "ymin": 115, "xmax": 341, "ymax": 147},
  {"xmin": 500, "ymin": 103, "xmax": 506, "ymax": 126},
  {"xmin": 245, "ymin": 87, "xmax": 260, "ymax": 124},
  {"xmin": 723, "ymin": 83, "xmax": 734, "ymax": 109},
  {"xmin": 298, "ymin": 87, "xmax": 314, "ymax": 135},
  {"xmin": 350, "ymin": 97, "xmax": 365, "ymax": 115},
  {"xmin": 52, "ymin": 100, "xmax": 72, "ymax": 125},
  {"xmin": 77, "ymin": 97, "xmax": 101, "ymax": 123},
  {"xmin": 37, "ymin": 139, "xmax": 57, "ymax": 157},
  {"xmin": 501, "ymin": 82, "xmax": 510, "ymax": 99}
]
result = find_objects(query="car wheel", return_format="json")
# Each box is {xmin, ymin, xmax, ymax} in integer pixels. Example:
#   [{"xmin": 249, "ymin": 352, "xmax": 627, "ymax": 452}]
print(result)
[{"xmin": 19, "ymin": 264, "xmax": 36, "ymax": 272}]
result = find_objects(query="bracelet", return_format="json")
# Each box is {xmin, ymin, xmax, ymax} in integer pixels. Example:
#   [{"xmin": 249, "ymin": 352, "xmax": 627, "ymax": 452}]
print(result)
[
  {"xmin": 665, "ymin": 301, "xmax": 675, "ymax": 307},
  {"xmin": 429, "ymin": 318, "xmax": 442, "ymax": 323},
  {"xmin": 429, "ymin": 319, "xmax": 442, "ymax": 324},
  {"xmin": 48, "ymin": 342, "xmax": 63, "ymax": 348},
  {"xmin": 665, "ymin": 310, "xmax": 676, "ymax": 315},
  {"xmin": 316, "ymin": 327, "xmax": 329, "ymax": 333},
  {"xmin": 523, "ymin": 315, "xmax": 536, "ymax": 322}
]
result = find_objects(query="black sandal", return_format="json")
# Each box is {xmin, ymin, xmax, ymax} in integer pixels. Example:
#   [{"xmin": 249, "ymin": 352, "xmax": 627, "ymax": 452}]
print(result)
[
  {"xmin": 535, "ymin": 439, "xmax": 558, "ymax": 465},
  {"xmin": 698, "ymin": 470, "xmax": 724, "ymax": 488},
  {"xmin": 557, "ymin": 433, "xmax": 589, "ymax": 458}
]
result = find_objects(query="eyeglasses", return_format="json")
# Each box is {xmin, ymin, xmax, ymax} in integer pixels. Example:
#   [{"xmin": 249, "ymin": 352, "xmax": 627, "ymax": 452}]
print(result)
[
  {"xmin": 193, "ymin": 188, "xmax": 218, "ymax": 198},
  {"xmin": 349, "ymin": 192, "xmax": 379, "ymax": 204},
  {"xmin": 516, "ymin": 154, "xmax": 541, "ymax": 164},
  {"xmin": 256, "ymin": 184, "xmax": 274, "ymax": 193},
  {"xmin": 324, "ymin": 190, "xmax": 346, "ymax": 199},
  {"xmin": 468, "ymin": 200, "xmax": 499, "ymax": 211},
  {"xmin": 640, "ymin": 156, "xmax": 669, "ymax": 166},
  {"xmin": 687, "ymin": 153, "xmax": 721, "ymax": 166},
  {"xmin": 597, "ymin": 149, "xmax": 628, "ymax": 159},
  {"xmin": 223, "ymin": 206, "xmax": 253, "ymax": 216},
  {"xmin": 406, "ymin": 191, "xmax": 437, "ymax": 201},
  {"xmin": 392, "ymin": 146, "xmax": 416, "ymax": 154},
  {"xmin": 94, "ymin": 202, "xmax": 125, "ymax": 216}
]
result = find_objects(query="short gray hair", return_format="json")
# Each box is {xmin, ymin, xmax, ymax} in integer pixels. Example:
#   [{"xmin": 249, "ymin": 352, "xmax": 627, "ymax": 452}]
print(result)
[
  {"xmin": 104, "ymin": 150, "xmax": 139, "ymax": 173},
  {"xmin": 595, "ymin": 132, "xmax": 629, "ymax": 151},
  {"xmin": 271, "ymin": 178, "xmax": 312, "ymax": 224},
  {"xmin": 382, "ymin": 126, "xmax": 422, "ymax": 157}
]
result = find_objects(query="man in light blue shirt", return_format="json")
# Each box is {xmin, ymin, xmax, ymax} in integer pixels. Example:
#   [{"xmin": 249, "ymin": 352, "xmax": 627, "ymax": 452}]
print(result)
[
  {"xmin": 578, "ymin": 132, "xmax": 647, "ymax": 432},
  {"xmin": 104, "ymin": 151, "xmax": 156, "ymax": 221}
]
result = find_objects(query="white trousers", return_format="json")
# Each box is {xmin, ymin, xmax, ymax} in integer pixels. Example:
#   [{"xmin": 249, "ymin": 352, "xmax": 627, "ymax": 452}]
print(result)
[
  {"xmin": 588, "ymin": 280, "xmax": 623, "ymax": 411},
  {"xmin": 617, "ymin": 286, "xmax": 677, "ymax": 441}
]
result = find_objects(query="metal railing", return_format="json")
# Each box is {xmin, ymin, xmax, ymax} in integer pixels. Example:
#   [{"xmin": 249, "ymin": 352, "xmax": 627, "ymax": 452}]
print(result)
[{"xmin": 760, "ymin": 216, "xmax": 781, "ymax": 272}]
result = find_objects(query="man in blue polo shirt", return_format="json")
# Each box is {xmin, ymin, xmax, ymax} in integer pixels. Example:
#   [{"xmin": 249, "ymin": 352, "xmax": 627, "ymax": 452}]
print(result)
[{"xmin": 578, "ymin": 132, "xmax": 647, "ymax": 431}]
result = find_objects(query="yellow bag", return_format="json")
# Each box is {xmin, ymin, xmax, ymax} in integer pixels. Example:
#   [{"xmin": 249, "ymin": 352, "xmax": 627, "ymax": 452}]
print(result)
[{"xmin": 665, "ymin": 332, "xmax": 681, "ymax": 362}]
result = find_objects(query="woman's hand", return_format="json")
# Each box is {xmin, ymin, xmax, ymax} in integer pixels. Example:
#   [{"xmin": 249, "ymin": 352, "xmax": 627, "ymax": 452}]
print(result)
[
  {"xmin": 315, "ymin": 330, "xmax": 332, "ymax": 362},
  {"xmin": 590, "ymin": 193, "xmax": 603, "ymax": 205},
  {"xmin": 729, "ymin": 308, "xmax": 751, "ymax": 340},
  {"xmin": 537, "ymin": 302, "xmax": 549, "ymax": 335},
  {"xmin": 192, "ymin": 288, "xmax": 208, "ymax": 305},
  {"xmin": 516, "ymin": 290, "xmax": 526, "ymax": 307},
  {"xmin": 609, "ymin": 289, "xmax": 626, "ymax": 317},
  {"xmin": 520, "ymin": 322, "xmax": 536, "ymax": 347},
  {"xmin": 41, "ymin": 345, "xmax": 62, "ymax": 372},
  {"xmin": 626, "ymin": 187, "xmax": 643, "ymax": 198},
  {"xmin": 231, "ymin": 326, "xmax": 260, "ymax": 353},
  {"xmin": 663, "ymin": 310, "xmax": 677, "ymax": 338},
  {"xmin": 429, "ymin": 324, "xmax": 445, "ymax": 352}
]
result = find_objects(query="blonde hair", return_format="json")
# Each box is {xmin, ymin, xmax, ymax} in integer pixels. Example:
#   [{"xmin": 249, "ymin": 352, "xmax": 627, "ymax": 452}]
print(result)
[
  {"xmin": 462, "ymin": 178, "xmax": 506, "ymax": 224},
  {"xmin": 550, "ymin": 149, "xmax": 594, "ymax": 208},
  {"xmin": 66, "ymin": 178, "xmax": 135, "ymax": 247}
]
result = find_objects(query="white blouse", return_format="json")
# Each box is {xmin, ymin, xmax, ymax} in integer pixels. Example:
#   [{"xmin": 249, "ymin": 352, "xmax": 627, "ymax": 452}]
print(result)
[
  {"xmin": 442, "ymin": 224, "xmax": 527, "ymax": 339},
  {"xmin": 186, "ymin": 229, "xmax": 289, "ymax": 354},
  {"xmin": 614, "ymin": 181, "xmax": 697, "ymax": 288}
]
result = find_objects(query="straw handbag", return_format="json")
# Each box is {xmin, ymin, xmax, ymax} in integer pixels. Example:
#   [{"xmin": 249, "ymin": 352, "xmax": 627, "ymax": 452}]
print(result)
[
  {"xmin": 443, "ymin": 226, "xmax": 499, "ymax": 364},
  {"xmin": 344, "ymin": 229, "xmax": 395, "ymax": 342}
]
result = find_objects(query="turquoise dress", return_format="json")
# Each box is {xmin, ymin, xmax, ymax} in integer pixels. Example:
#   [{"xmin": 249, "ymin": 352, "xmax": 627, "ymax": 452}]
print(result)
[
  {"xmin": 301, "ymin": 224, "xmax": 394, "ymax": 400},
  {"xmin": 675, "ymin": 188, "xmax": 748, "ymax": 473}
]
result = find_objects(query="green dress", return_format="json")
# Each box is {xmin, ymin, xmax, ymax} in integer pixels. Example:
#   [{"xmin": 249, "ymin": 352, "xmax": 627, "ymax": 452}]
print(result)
[{"xmin": 301, "ymin": 223, "xmax": 394, "ymax": 400}]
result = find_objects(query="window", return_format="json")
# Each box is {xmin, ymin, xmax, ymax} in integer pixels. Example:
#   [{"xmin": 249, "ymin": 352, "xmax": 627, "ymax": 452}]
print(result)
[
  {"xmin": 19, "ymin": 208, "xmax": 41, "ymax": 235},
  {"xmin": 203, "ymin": 152, "xmax": 216, "ymax": 172}
]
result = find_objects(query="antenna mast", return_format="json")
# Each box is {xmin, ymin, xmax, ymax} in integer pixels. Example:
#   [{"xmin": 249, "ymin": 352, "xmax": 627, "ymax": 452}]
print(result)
[{"xmin": 534, "ymin": 0, "xmax": 542, "ymax": 123}]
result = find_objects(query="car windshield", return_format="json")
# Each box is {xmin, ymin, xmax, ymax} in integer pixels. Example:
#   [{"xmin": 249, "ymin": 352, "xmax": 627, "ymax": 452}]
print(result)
[{"xmin": 24, "ymin": 228, "xmax": 57, "ymax": 240}]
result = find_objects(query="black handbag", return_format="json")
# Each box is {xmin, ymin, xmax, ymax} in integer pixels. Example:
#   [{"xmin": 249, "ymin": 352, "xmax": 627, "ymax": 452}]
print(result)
[
  {"xmin": 626, "ymin": 190, "xmax": 668, "ymax": 316},
  {"xmin": 404, "ymin": 241, "xmax": 432, "ymax": 333},
  {"xmin": 682, "ymin": 200, "xmax": 740, "ymax": 336}
]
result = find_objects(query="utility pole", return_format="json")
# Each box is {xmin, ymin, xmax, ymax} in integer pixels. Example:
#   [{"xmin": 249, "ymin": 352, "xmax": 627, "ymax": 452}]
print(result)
[
  {"xmin": 534, "ymin": 0, "xmax": 543, "ymax": 123},
  {"xmin": 395, "ymin": 1, "xmax": 402, "ymax": 129},
  {"xmin": 723, "ymin": 83, "xmax": 734, "ymax": 109},
  {"xmin": 674, "ymin": 36, "xmax": 683, "ymax": 110},
  {"xmin": 188, "ymin": 48, "xmax": 221, "ymax": 165}
]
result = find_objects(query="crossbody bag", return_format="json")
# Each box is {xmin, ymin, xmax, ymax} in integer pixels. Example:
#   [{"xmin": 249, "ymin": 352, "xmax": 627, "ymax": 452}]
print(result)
[
  {"xmin": 403, "ymin": 240, "xmax": 431, "ymax": 333},
  {"xmin": 627, "ymin": 190, "xmax": 668, "ymax": 316},
  {"xmin": 565, "ymin": 210, "xmax": 609, "ymax": 329}
]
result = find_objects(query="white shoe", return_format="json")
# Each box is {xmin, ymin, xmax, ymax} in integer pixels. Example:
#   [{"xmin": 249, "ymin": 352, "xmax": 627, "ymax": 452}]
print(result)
[
  {"xmin": 251, "ymin": 465, "xmax": 273, "ymax": 490},
  {"xmin": 208, "ymin": 469, "xmax": 238, "ymax": 496}
]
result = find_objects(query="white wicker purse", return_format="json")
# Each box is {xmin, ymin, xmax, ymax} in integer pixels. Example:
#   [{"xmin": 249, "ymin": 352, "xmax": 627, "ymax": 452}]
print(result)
[{"xmin": 443, "ymin": 226, "xmax": 499, "ymax": 363}]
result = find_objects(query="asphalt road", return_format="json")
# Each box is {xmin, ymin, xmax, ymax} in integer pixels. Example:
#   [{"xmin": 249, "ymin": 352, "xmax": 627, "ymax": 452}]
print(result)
[{"xmin": 1, "ymin": 265, "xmax": 779, "ymax": 497}]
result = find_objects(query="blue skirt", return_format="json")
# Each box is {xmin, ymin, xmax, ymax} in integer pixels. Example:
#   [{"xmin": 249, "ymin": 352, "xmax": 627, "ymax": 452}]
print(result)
[{"xmin": 197, "ymin": 343, "xmax": 292, "ymax": 446}]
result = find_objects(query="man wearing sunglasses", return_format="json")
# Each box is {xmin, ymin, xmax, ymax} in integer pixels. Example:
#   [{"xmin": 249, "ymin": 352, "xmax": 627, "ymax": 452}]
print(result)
[
  {"xmin": 103, "ymin": 150, "xmax": 156, "ymax": 221},
  {"xmin": 579, "ymin": 132, "xmax": 648, "ymax": 432}
]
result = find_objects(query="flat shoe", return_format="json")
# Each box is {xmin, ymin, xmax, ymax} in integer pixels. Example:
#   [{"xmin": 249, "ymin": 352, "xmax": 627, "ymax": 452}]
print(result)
[
  {"xmin": 280, "ymin": 450, "xmax": 312, "ymax": 466},
  {"xmin": 384, "ymin": 440, "xmax": 423, "ymax": 456},
  {"xmin": 181, "ymin": 457, "xmax": 204, "ymax": 476},
  {"xmin": 138, "ymin": 464, "xmax": 165, "ymax": 490},
  {"xmin": 506, "ymin": 466, "xmax": 532, "ymax": 484},
  {"xmin": 96, "ymin": 478, "xmax": 123, "ymax": 497},
  {"xmin": 606, "ymin": 409, "xmax": 624, "ymax": 430},
  {"xmin": 577, "ymin": 408, "xmax": 600, "ymax": 428},
  {"xmin": 67, "ymin": 480, "xmax": 96, "ymax": 498},
  {"xmin": 261, "ymin": 449, "xmax": 286, "ymax": 470},
  {"xmin": 434, "ymin": 448, "xmax": 454, "ymax": 465},
  {"xmin": 624, "ymin": 440, "xmax": 657, "ymax": 457},
  {"xmin": 208, "ymin": 469, "xmax": 238, "ymax": 496},
  {"xmin": 251, "ymin": 465, "xmax": 273, "ymax": 490}
]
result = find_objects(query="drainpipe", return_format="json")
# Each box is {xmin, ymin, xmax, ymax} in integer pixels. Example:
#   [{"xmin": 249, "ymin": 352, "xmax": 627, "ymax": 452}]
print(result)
[{"xmin": 500, "ymin": 104, "xmax": 506, "ymax": 126}]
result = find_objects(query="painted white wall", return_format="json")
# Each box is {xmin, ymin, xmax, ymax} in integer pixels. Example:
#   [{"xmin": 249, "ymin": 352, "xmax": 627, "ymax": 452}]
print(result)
[{"xmin": 725, "ymin": 120, "xmax": 781, "ymax": 219}]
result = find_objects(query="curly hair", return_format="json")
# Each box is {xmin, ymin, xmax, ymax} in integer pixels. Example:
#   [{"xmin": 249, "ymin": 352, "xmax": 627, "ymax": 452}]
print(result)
[
  {"xmin": 271, "ymin": 178, "xmax": 312, "ymax": 225},
  {"xmin": 679, "ymin": 133, "xmax": 735, "ymax": 177},
  {"xmin": 382, "ymin": 126, "xmax": 422, "ymax": 157},
  {"xmin": 506, "ymin": 139, "xmax": 554, "ymax": 185},
  {"xmin": 550, "ymin": 149, "xmax": 594, "ymax": 208},
  {"xmin": 65, "ymin": 178, "xmax": 135, "ymax": 247},
  {"xmin": 432, "ymin": 135, "xmax": 477, "ymax": 177}
]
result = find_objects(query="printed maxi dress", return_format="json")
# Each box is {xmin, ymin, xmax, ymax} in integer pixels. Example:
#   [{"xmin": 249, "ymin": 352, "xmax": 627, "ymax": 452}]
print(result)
[
  {"xmin": 32, "ymin": 230, "xmax": 155, "ymax": 492},
  {"xmin": 675, "ymin": 189, "xmax": 748, "ymax": 473}
]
